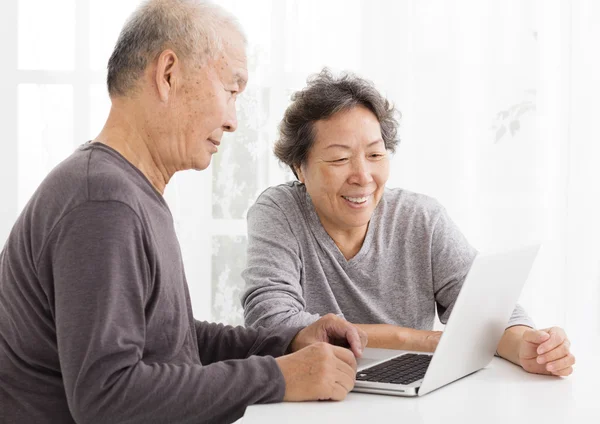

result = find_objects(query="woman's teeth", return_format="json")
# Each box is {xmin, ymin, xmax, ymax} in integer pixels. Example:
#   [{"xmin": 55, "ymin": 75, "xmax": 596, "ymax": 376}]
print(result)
[{"xmin": 343, "ymin": 195, "xmax": 368, "ymax": 204}]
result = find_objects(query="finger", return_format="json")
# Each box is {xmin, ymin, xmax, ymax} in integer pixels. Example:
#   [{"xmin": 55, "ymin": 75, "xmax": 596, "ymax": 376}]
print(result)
[
  {"xmin": 356, "ymin": 326, "xmax": 368, "ymax": 353},
  {"xmin": 335, "ymin": 354, "xmax": 357, "ymax": 379},
  {"xmin": 538, "ymin": 328, "xmax": 566, "ymax": 355},
  {"xmin": 342, "ymin": 324, "xmax": 365, "ymax": 358},
  {"xmin": 332, "ymin": 345, "xmax": 358, "ymax": 371},
  {"xmin": 551, "ymin": 366, "xmax": 573, "ymax": 377},
  {"xmin": 536, "ymin": 341, "xmax": 570, "ymax": 364},
  {"xmin": 334, "ymin": 367, "xmax": 356, "ymax": 393},
  {"xmin": 520, "ymin": 330, "xmax": 550, "ymax": 360},
  {"xmin": 546, "ymin": 353, "xmax": 576, "ymax": 373},
  {"xmin": 327, "ymin": 320, "xmax": 365, "ymax": 358},
  {"xmin": 330, "ymin": 380, "xmax": 351, "ymax": 401},
  {"xmin": 522, "ymin": 329, "xmax": 550, "ymax": 345}
]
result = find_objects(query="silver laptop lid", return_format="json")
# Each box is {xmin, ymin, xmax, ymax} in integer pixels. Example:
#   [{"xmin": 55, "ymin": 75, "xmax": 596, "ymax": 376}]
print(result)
[{"xmin": 417, "ymin": 244, "xmax": 540, "ymax": 395}]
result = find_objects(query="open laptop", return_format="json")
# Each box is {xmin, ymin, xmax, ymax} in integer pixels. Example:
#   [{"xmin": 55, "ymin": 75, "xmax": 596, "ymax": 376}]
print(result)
[{"xmin": 353, "ymin": 244, "xmax": 540, "ymax": 397}]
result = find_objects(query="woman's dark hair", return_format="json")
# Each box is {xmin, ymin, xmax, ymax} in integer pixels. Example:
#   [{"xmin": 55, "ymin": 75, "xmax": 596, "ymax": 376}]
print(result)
[{"xmin": 274, "ymin": 68, "xmax": 401, "ymax": 178}]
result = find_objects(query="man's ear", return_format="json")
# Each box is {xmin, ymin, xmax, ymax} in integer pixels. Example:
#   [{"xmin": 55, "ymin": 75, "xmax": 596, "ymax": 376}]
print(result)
[{"xmin": 155, "ymin": 49, "xmax": 179, "ymax": 102}]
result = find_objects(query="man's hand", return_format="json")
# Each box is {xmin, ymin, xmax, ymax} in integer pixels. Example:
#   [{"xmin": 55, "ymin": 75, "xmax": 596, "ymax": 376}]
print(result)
[
  {"xmin": 276, "ymin": 342, "xmax": 357, "ymax": 401},
  {"xmin": 519, "ymin": 327, "xmax": 575, "ymax": 376},
  {"xmin": 289, "ymin": 314, "xmax": 368, "ymax": 358}
]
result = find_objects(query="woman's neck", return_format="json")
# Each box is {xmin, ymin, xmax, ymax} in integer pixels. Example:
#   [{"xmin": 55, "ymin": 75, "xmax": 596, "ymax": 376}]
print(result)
[{"xmin": 321, "ymin": 221, "xmax": 369, "ymax": 261}]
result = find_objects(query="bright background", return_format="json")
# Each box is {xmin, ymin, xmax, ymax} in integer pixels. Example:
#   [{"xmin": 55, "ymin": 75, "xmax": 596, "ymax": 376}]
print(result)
[{"xmin": 0, "ymin": 0, "xmax": 598, "ymax": 352}]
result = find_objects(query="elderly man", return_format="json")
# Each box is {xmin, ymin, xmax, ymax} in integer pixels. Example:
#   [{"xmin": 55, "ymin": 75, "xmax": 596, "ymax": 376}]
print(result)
[{"xmin": 0, "ymin": 1, "xmax": 367, "ymax": 423}]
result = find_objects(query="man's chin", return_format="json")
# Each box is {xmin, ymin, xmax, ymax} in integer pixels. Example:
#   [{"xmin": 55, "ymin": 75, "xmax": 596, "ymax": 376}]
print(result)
[{"xmin": 191, "ymin": 156, "xmax": 213, "ymax": 171}]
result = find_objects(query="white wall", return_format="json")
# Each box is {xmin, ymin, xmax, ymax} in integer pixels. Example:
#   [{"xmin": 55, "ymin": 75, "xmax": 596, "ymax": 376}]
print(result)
[{"xmin": 0, "ymin": 1, "xmax": 598, "ymax": 348}]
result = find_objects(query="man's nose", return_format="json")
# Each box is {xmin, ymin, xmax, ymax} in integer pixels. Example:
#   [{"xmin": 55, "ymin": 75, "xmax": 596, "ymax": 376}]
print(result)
[{"xmin": 223, "ymin": 103, "xmax": 238, "ymax": 132}]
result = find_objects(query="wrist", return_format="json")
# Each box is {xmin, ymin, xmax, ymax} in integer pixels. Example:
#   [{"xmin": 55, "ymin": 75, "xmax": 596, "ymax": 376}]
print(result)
[
  {"xmin": 396, "ymin": 328, "xmax": 433, "ymax": 352},
  {"xmin": 407, "ymin": 329, "xmax": 441, "ymax": 352},
  {"xmin": 497, "ymin": 326, "xmax": 529, "ymax": 366},
  {"xmin": 287, "ymin": 330, "xmax": 303, "ymax": 353},
  {"xmin": 421, "ymin": 330, "xmax": 442, "ymax": 352},
  {"xmin": 394, "ymin": 327, "xmax": 410, "ymax": 349}
]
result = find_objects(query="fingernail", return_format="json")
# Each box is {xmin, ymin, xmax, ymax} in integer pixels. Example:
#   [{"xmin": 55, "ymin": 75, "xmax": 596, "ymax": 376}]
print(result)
[
  {"xmin": 547, "ymin": 364, "xmax": 554, "ymax": 371},
  {"xmin": 537, "ymin": 347, "xmax": 545, "ymax": 354},
  {"xmin": 537, "ymin": 356, "xmax": 545, "ymax": 364}
]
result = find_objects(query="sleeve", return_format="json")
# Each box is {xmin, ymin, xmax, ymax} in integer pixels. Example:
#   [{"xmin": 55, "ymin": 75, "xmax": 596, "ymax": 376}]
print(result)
[
  {"xmin": 40, "ymin": 201, "xmax": 288, "ymax": 424},
  {"xmin": 194, "ymin": 320, "xmax": 303, "ymax": 365},
  {"xmin": 241, "ymin": 200, "xmax": 321, "ymax": 329},
  {"xmin": 430, "ymin": 205, "xmax": 534, "ymax": 328}
]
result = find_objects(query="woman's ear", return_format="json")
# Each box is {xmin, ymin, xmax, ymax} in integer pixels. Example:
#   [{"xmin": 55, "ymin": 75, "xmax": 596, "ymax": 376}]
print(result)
[{"xmin": 295, "ymin": 165, "xmax": 305, "ymax": 184}]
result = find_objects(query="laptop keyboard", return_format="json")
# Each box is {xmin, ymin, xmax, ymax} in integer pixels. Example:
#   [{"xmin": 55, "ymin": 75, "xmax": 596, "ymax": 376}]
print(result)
[{"xmin": 356, "ymin": 353, "xmax": 432, "ymax": 385}]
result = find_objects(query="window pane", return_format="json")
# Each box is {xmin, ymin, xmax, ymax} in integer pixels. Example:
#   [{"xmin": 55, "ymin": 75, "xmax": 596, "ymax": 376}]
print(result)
[
  {"xmin": 218, "ymin": 0, "xmax": 273, "ymax": 61},
  {"xmin": 284, "ymin": 0, "xmax": 362, "ymax": 74},
  {"xmin": 212, "ymin": 235, "xmax": 246, "ymax": 325},
  {"xmin": 18, "ymin": 0, "xmax": 75, "ymax": 70},
  {"xmin": 212, "ymin": 86, "xmax": 269, "ymax": 219},
  {"xmin": 89, "ymin": 0, "xmax": 143, "ymax": 70},
  {"xmin": 90, "ymin": 84, "xmax": 111, "ymax": 137},
  {"xmin": 18, "ymin": 85, "xmax": 73, "ymax": 210}
]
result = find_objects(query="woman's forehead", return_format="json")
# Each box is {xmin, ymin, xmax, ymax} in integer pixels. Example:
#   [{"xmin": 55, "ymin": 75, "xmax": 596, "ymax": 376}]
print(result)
[{"xmin": 312, "ymin": 113, "xmax": 383, "ymax": 150}]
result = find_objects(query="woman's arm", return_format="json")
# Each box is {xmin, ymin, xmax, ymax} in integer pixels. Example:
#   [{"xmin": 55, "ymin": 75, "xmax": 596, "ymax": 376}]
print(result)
[
  {"xmin": 354, "ymin": 324, "xmax": 441, "ymax": 352},
  {"xmin": 242, "ymin": 200, "xmax": 320, "ymax": 329}
]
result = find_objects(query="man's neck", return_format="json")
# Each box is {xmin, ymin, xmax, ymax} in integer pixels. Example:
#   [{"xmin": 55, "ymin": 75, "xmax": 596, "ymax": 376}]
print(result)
[{"xmin": 93, "ymin": 102, "xmax": 171, "ymax": 194}]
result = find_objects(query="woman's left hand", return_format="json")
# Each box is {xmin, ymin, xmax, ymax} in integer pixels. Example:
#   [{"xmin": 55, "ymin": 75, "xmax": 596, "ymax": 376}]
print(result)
[{"xmin": 519, "ymin": 326, "xmax": 575, "ymax": 376}]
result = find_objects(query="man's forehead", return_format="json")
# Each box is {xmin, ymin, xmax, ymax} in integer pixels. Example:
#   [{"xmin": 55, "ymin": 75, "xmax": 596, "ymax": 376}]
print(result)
[
  {"xmin": 219, "ymin": 39, "xmax": 248, "ymax": 68},
  {"xmin": 221, "ymin": 30, "xmax": 247, "ymax": 61},
  {"xmin": 223, "ymin": 44, "xmax": 248, "ymax": 87}
]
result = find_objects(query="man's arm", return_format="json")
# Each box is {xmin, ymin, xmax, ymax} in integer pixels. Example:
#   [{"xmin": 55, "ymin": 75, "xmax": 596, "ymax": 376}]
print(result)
[
  {"xmin": 43, "ymin": 202, "xmax": 286, "ymax": 424},
  {"xmin": 194, "ymin": 320, "xmax": 302, "ymax": 364}
]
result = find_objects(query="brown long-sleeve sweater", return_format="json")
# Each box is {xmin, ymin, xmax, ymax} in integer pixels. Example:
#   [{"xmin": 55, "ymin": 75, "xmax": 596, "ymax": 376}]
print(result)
[{"xmin": 0, "ymin": 142, "xmax": 299, "ymax": 424}]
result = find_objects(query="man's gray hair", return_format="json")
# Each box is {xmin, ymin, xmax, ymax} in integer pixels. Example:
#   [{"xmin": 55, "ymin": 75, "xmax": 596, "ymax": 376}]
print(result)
[
  {"xmin": 107, "ymin": 0, "xmax": 246, "ymax": 97},
  {"xmin": 274, "ymin": 68, "xmax": 401, "ymax": 179}
]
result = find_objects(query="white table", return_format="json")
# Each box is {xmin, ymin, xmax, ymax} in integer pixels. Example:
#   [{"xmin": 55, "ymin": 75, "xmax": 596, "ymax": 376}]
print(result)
[{"xmin": 243, "ymin": 352, "xmax": 600, "ymax": 423}]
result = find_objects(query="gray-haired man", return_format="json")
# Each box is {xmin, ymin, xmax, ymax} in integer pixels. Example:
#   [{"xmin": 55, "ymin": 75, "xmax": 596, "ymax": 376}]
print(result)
[{"xmin": 0, "ymin": 1, "xmax": 367, "ymax": 423}]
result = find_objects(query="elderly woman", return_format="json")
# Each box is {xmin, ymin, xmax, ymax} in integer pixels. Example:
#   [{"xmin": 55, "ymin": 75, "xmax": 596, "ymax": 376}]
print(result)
[{"xmin": 242, "ymin": 69, "xmax": 575, "ymax": 376}]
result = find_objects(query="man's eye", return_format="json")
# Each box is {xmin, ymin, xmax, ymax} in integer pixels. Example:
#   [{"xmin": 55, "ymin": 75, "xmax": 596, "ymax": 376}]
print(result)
[
  {"xmin": 331, "ymin": 158, "xmax": 348, "ymax": 163},
  {"xmin": 370, "ymin": 153, "xmax": 385, "ymax": 159}
]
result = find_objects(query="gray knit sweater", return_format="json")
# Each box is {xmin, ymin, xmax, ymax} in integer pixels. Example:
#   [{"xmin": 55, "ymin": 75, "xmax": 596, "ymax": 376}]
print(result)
[{"xmin": 242, "ymin": 181, "xmax": 533, "ymax": 331}]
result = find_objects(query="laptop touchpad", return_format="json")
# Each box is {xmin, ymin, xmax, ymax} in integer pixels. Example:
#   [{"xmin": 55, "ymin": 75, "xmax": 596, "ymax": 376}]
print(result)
[{"xmin": 357, "ymin": 357, "xmax": 381, "ymax": 370}]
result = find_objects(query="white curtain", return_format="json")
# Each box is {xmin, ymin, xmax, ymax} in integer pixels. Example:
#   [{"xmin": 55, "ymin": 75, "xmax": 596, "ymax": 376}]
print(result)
[{"xmin": 0, "ymin": 0, "xmax": 597, "ymax": 351}]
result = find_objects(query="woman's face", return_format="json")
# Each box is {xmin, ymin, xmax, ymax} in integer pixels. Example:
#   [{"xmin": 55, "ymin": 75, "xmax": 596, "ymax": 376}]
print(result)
[{"xmin": 297, "ymin": 105, "xmax": 390, "ymax": 235}]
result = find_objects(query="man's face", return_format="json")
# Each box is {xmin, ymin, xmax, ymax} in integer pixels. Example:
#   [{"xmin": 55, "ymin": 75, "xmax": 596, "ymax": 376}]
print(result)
[
  {"xmin": 297, "ymin": 106, "xmax": 390, "ymax": 235},
  {"xmin": 167, "ymin": 32, "xmax": 248, "ymax": 171}
]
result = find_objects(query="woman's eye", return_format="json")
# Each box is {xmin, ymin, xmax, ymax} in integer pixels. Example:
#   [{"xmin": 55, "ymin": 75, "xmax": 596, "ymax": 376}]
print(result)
[
  {"xmin": 370, "ymin": 153, "xmax": 385, "ymax": 159},
  {"xmin": 332, "ymin": 158, "xmax": 348, "ymax": 163}
]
